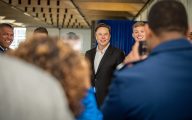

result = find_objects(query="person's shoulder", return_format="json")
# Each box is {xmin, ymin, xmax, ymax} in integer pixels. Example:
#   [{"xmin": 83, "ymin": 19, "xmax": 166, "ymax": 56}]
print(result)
[
  {"xmin": 114, "ymin": 60, "xmax": 149, "ymax": 81},
  {"xmin": 86, "ymin": 47, "xmax": 96, "ymax": 54},
  {"xmin": 110, "ymin": 45, "xmax": 122, "ymax": 51},
  {"xmin": 116, "ymin": 59, "xmax": 144, "ymax": 71},
  {"xmin": 110, "ymin": 45, "xmax": 124, "ymax": 55}
]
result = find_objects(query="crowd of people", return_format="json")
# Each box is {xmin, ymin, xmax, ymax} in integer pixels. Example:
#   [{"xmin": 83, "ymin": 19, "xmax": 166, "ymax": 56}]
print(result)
[{"xmin": 1, "ymin": 0, "xmax": 192, "ymax": 120}]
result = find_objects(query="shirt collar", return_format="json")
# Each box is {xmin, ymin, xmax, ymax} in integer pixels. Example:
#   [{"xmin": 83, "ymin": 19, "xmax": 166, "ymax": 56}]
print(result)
[
  {"xmin": 0, "ymin": 45, "xmax": 7, "ymax": 52},
  {"xmin": 96, "ymin": 43, "xmax": 110, "ymax": 54},
  {"xmin": 151, "ymin": 38, "xmax": 192, "ymax": 55}
]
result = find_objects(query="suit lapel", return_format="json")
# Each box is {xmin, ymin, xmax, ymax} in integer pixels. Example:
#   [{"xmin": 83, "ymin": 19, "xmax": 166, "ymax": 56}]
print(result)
[
  {"xmin": 91, "ymin": 48, "xmax": 96, "ymax": 75},
  {"xmin": 96, "ymin": 45, "xmax": 113, "ymax": 75}
]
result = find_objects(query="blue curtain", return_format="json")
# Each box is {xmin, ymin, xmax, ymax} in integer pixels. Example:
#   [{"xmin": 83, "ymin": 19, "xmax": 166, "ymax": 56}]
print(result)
[{"xmin": 97, "ymin": 20, "xmax": 135, "ymax": 55}]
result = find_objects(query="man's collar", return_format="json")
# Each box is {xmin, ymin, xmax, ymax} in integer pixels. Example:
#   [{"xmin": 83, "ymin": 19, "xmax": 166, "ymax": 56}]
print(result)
[
  {"xmin": 151, "ymin": 38, "xmax": 192, "ymax": 55},
  {"xmin": 0, "ymin": 45, "xmax": 7, "ymax": 52},
  {"xmin": 96, "ymin": 43, "xmax": 110, "ymax": 54}
]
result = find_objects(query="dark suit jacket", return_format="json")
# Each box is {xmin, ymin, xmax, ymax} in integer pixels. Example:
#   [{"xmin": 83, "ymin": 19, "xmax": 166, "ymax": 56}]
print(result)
[
  {"xmin": 0, "ymin": 45, "xmax": 5, "ymax": 53},
  {"xmin": 102, "ymin": 39, "xmax": 192, "ymax": 120},
  {"xmin": 85, "ymin": 45, "xmax": 125, "ymax": 107}
]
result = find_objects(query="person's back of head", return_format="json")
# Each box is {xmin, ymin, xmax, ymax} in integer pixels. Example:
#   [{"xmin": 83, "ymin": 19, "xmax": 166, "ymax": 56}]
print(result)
[
  {"xmin": 62, "ymin": 32, "xmax": 82, "ymax": 51},
  {"xmin": 0, "ymin": 55, "xmax": 73, "ymax": 120},
  {"xmin": 148, "ymin": 0, "xmax": 188, "ymax": 36},
  {"xmin": 33, "ymin": 27, "xmax": 48, "ymax": 38},
  {"xmin": 66, "ymin": 32, "xmax": 80, "ymax": 40},
  {"xmin": 146, "ymin": 0, "xmax": 189, "ymax": 50}
]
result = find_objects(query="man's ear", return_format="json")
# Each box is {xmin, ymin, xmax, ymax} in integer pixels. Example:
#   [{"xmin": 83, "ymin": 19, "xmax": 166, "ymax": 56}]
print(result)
[
  {"xmin": 144, "ymin": 24, "xmax": 153, "ymax": 40},
  {"xmin": 144, "ymin": 24, "xmax": 160, "ymax": 51},
  {"xmin": 132, "ymin": 33, "xmax": 134, "ymax": 39},
  {"xmin": 186, "ymin": 26, "xmax": 192, "ymax": 38},
  {"xmin": 95, "ymin": 33, "xmax": 98, "ymax": 41}
]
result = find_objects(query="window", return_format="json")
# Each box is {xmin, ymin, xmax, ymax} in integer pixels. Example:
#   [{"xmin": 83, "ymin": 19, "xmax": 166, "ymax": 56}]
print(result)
[{"xmin": 10, "ymin": 27, "xmax": 26, "ymax": 49}]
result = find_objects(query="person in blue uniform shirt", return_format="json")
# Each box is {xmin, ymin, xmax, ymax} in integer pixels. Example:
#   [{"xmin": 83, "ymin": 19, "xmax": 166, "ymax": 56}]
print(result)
[{"xmin": 102, "ymin": 1, "xmax": 192, "ymax": 120}]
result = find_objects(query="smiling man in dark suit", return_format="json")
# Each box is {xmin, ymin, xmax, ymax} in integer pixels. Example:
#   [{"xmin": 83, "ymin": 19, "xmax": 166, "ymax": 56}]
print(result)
[{"xmin": 85, "ymin": 23, "xmax": 125, "ymax": 107}]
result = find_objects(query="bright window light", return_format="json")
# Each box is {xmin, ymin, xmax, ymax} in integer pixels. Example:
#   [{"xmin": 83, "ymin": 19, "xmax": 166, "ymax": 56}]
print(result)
[
  {"xmin": 10, "ymin": 27, "xmax": 26, "ymax": 49},
  {"xmin": 12, "ymin": 22, "xmax": 24, "ymax": 26}
]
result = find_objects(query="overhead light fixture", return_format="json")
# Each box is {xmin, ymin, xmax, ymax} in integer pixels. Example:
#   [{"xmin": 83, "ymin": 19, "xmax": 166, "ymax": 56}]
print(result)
[
  {"xmin": 0, "ymin": 16, "xmax": 5, "ymax": 20},
  {"xmin": 34, "ymin": 17, "xmax": 40, "ymax": 21},
  {"xmin": 12, "ymin": 22, "xmax": 24, "ymax": 26},
  {"xmin": 0, "ymin": 19, "xmax": 16, "ymax": 23},
  {"xmin": 24, "ymin": 12, "xmax": 31, "ymax": 17},
  {"xmin": 11, "ymin": 6, "xmax": 17, "ymax": 10}
]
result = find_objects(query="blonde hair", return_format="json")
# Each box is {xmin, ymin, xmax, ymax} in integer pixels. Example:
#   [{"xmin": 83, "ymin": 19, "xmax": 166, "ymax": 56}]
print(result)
[{"xmin": 132, "ymin": 21, "xmax": 145, "ymax": 29}]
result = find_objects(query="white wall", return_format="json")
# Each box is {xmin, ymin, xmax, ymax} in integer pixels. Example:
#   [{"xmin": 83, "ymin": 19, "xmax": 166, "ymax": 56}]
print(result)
[
  {"xmin": 60, "ymin": 28, "xmax": 91, "ymax": 53},
  {"xmin": 179, "ymin": 0, "xmax": 192, "ymax": 29},
  {"xmin": 25, "ymin": 27, "xmax": 91, "ymax": 54}
]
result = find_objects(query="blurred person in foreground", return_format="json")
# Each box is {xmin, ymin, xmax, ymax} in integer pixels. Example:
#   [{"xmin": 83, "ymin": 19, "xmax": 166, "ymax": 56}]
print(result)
[
  {"xmin": 102, "ymin": 1, "xmax": 192, "ymax": 120},
  {"xmin": 0, "ymin": 23, "xmax": 14, "ymax": 53},
  {"xmin": 124, "ymin": 21, "xmax": 147, "ymax": 64},
  {"xmin": 0, "ymin": 55, "xmax": 73, "ymax": 120},
  {"xmin": 8, "ymin": 37, "xmax": 102, "ymax": 120},
  {"xmin": 61, "ymin": 32, "xmax": 103, "ymax": 119}
]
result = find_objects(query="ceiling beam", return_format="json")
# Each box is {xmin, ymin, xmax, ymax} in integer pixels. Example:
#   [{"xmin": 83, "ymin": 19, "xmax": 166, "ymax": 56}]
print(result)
[
  {"xmin": 81, "ymin": 10, "xmax": 134, "ymax": 17},
  {"xmin": 133, "ymin": 0, "xmax": 153, "ymax": 20},
  {"xmin": 71, "ymin": 0, "xmax": 90, "ymax": 27},
  {"xmin": 73, "ymin": 0, "xmax": 147, "ymax": 3},
  {"xmin": 77, "ymin": 2, "xmax": 144, "ymax": 12}
]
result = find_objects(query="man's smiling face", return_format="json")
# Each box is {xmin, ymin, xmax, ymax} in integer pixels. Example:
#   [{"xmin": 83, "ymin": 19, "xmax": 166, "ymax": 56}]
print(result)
[
  {"xmin": 0, "ymin": 27, "xmax": 14, "ymax": 49},
  {"xmin": 132, "ymin": 26, "xmax": 146, "ymax": 42}
]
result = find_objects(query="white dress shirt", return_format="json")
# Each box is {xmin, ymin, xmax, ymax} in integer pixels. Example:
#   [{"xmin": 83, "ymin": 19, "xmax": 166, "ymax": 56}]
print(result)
[{"xmin": 94, "ymin": 44, "xmax": 110, "ymax": 74}]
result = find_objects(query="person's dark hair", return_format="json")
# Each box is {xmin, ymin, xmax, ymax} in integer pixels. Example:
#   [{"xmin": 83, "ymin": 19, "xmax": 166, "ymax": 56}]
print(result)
[
  {"xmin": 34, "ymin": 27, "xmax": 48, "ymax": 35},
  {"xmin": 95, "ymin": 23, "xmax": 111, "ymax": 33},
  {"xmin": 66, "ymin": 32, "xmax": 80, "ymax": 41},
  {"xmin": 0, "ymin": 23, "xmax": 13, "ymax": 30},
  {"xmin": 148, "ymin": 0, "xmax": 188, "ymax": 36}
]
